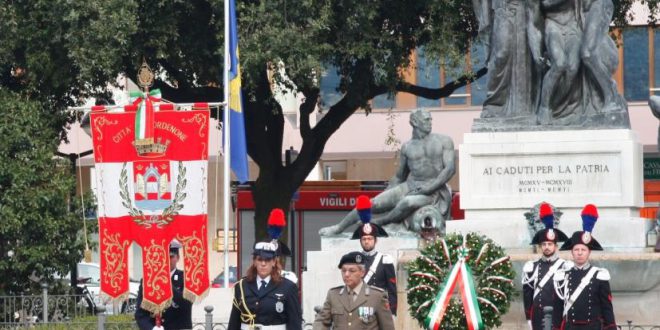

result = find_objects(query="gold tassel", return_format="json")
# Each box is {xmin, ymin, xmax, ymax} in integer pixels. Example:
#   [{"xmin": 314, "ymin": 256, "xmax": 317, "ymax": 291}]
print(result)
[
  {"xmin": 183, "ymin": 287, "xmax": 210, "ymax": 304},
  {"xmin": 139, "ymin": 298, "xmax": 173, "ymax": 316}
]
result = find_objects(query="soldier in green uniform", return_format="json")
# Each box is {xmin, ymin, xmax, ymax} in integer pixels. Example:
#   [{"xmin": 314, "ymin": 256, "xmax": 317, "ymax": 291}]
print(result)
[{"xmin": 313, "ymin": 251, "xmax": 395, "ymax": 330}]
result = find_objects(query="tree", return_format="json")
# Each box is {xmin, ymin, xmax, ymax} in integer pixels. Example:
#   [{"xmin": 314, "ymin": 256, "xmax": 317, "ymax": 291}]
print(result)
[
  {"xmin": 0, "ymin": 1, "xmax": 657, "ymax": 242},
  {"xmin": 0, "ymin": 90, "xmax": 86, "ymax": 294}
]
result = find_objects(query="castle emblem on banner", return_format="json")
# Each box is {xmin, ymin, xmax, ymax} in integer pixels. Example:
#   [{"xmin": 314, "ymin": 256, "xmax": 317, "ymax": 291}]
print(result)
[{"xmin": 134, "ymin": 161, "xmax": 172, "ymax": 211}]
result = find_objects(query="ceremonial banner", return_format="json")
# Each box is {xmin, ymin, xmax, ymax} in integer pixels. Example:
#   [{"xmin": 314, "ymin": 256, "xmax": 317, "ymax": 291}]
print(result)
[{"xmin": 91, "ymin": 106, "xmax": 210, "ymax": 314}]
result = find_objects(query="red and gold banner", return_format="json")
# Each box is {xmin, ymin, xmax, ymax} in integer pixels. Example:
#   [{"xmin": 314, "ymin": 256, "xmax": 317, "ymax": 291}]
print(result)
[{"xmin": 90, "ymin": 108, "xmax": 210, "ymax": 314}]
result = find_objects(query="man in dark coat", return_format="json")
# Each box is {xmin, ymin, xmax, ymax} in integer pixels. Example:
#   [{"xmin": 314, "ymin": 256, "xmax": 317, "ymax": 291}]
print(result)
[
  {"xmin": 552, "ymin": 204, "xmax": 616, "ymax": 330},
  {"xmin": 351, "ymin": 195, "xmax": 397, "ymax": 316},
  {"xmin": 135, "ymin": 241, "xmax": 193, "ymax": 330},
  {"xmin": 522, "ymin": 202, "xmax": 571, "ymax": 330}
]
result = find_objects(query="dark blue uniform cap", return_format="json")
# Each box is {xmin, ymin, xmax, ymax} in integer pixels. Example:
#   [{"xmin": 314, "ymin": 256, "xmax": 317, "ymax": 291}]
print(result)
[
  {"xmin": 338, "ymin": 251, "xmax": 365, "ymax": 268},
  {"xmin": 253, "ymin": 241, "xmax": 278, "ymax": 259},
  {"xmin": 169, "ymin": 241, "xmax": 182, "ymax": 256}
]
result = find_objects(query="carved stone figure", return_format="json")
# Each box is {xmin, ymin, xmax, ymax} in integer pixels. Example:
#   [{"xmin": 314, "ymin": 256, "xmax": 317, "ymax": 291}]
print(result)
[
  {"xmin": 472, "ymin": 0, "xmax": 538, "ymax": 120},
  {"xmin": 580, "ymin": 0, "xmax": 625, "ymax": 114},
  {"xmin": 537, "ymin": 0, "xmax": 583, "ymax": 124},
  {"xmin": 318, "ymin": 109, "xmax": 455, "ymax": 236},
  {"xmin": 470, "ymin": 0, "xmax": 630, "ymax": 131}
]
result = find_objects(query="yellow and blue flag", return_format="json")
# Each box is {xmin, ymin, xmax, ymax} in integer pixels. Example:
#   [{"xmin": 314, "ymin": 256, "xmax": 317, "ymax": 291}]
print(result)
[{"xmin": 228, "ymin": 0, "xmax": 249, "ymax": 183}]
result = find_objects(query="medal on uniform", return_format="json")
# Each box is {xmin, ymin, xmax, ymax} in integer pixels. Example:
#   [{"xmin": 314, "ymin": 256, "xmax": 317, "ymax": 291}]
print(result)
[
  {"xmin": 359, "ymin": 306, "xmax": 372, "ymax": 323},
  {"xmin": 275, "ymin": 301, "xmax": 284, "ymax": 313},
  {"xmin": 275, "ymin": 294, "xmax": 284, "ymax": 313}
]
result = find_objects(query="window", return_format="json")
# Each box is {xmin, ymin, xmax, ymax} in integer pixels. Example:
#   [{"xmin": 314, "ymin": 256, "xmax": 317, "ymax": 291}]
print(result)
[
  {"xmin": 373, "ymin": 93, "xmax": 396, "ymax": 109},
  {"xmin": 652, "ymin": 28, "xmax": 660, "ymax": 96},
  {"xmin": 623, "ymin": 27, "xmax": 649, "ymax": 101},
  {"xmin": 319, "ymin": 65, "xmax": 343, "ymax": 108},
  {"xmin": 416, "ymin": 47, "xmax": 441, "ymax": 108},
  {"xmin": 415, "ymin": 46, "xmax": 483, "ymax": 108},
  {"xmin": 470, "ymin": 43, "xmax": 490, "ymax": 106}
]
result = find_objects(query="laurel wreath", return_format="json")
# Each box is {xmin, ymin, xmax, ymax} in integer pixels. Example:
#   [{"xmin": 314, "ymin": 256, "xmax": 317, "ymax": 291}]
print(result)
[
  {"xmin": 119, "ymin": 161, "xmax": 187, "ymax": 228},
  {"xmin": 406, "ymin": 233, "xmax": 515, "ymax": 329}
]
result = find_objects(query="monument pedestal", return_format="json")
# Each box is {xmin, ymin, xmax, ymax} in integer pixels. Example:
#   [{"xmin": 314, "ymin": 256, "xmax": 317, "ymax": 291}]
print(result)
[{"xmin": 455, "ymin": 129, "xmax": 650, "ymax": 250}]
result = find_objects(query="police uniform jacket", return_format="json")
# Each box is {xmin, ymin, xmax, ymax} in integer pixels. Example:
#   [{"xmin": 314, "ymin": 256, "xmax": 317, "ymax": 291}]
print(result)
[
  {"xmin": 228, "ymin": 277, "xmax": 302, "ymax": 330},
  {"xmin": 362, "ymin": 251, "xmax": 397, "ymax": 315},
  {"xmin": 522, "ymin": 257, "xmax": 571, "ymax": 330},
  {"xmin": 552, "ymin": 264, "xmax": 616, "ymax": 330},
  {"xmin": 135, "ymin": 269, "xmax": 193, "ymax": 330},
  {"xmin": 313, "ymin": 282, "xmax": 395, "ymax": 330}
]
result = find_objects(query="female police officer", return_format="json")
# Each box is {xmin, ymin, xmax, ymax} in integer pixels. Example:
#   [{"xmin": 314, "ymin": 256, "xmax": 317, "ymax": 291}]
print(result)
[{"xmin": 228, "ymin": 210, "xmax": 302, "ymax": 330}]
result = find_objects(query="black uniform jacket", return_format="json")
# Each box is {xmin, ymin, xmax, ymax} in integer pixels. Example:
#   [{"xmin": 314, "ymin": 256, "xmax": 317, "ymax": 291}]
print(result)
[
  {"xmin": 228, "ymin": 277, "xmax": 302, "ymax": 330},
  {"xmin": 363, "ymin": 251, "xmax": 397, "ymax": 315},
  {"xmin": 552, "ymin": 265, "xmax": 616, "ymax": 330},
  {"xmin": 135, "ymin": 269, "xmax": 193, "ymax": 330},
  {"xmin": 523, "ymin": 257, "xmax": 570, "ymax": 330}
]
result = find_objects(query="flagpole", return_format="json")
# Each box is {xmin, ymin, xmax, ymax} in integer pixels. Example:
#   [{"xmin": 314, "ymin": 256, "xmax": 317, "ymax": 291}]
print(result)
[{"xmin": 222, "ymin": 0, "xmax": 231, "ymax": 289}]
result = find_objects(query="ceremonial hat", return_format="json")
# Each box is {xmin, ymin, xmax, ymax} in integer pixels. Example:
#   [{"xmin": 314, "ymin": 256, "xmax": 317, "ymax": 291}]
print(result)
[
  {"xmin": 530, "ymin": 202, "xmax": 569, "ymax": 244},
  {"xmin": 252, "ymin": 241, "xmax": 279, "ymax": 259},
  {"xmin": 560, "ymin": 204, "xmax": 604, "ymax": 251},
  {"xmin": 169, "ymin": 240, "xmax": 182, "ymax": 256},
  {"xmin": 253, "ymin": 208, "xmax": 291, "ymax": 259},
  {"xmin": 350, "ymin": 195, "xmax": 389, "ymax": 239},
  {"xmin": 338, "ymin": 251, "xmax": 366, "ymax": 268}
]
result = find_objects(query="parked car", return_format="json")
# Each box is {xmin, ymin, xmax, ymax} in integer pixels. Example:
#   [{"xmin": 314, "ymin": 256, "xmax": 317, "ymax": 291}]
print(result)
[{"xmin": 211, "ymin": 266, "xmax": 238, "ymax": 288}]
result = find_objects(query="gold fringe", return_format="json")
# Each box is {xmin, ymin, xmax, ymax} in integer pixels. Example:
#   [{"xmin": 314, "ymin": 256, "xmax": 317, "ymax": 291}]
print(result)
[
  {"xmin": 100, "ymin": 290, "xmax": 130, "ymax": 305},
  {"xmin": 139, "ymin": 297, "xmax": 173, "ymax": 316},
  {"xmin": 183, "ymin": 287, "xmax": 210, "ymax": 304}
]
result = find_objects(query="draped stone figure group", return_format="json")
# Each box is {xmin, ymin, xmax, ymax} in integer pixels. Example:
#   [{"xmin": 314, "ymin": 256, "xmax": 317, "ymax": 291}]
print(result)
[{"xmin": 471, "ymin": 0, "xmax": 629, "ymax": 131}]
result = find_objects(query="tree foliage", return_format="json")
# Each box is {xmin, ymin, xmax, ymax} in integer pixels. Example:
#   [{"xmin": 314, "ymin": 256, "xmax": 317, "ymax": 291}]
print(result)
[
  {"xmin": 0, "ymin": 0, "xmax": 658, "ymax": 242},
  {"xmin": 0, "ymin": 90, "xmax": 86, "ymax": 294}
]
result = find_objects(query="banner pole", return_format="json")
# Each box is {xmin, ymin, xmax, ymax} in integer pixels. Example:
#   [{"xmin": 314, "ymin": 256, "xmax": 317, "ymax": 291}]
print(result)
[{"xmin": 222, "ymin": 0, "xmax": 231, "ymax": 289}]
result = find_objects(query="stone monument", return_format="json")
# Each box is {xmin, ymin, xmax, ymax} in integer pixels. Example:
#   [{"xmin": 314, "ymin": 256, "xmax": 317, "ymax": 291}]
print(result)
[
  {"xmin": 456, "ymin": 2, "xmax": 656, "ymax": 326},
  {"xmin": 319, "ymin": 108, "xmax": 454, "ymax": 236},
  {"xmin": 471, "ymin": 0, "xmax": 629, "ymax": 132},
  {"xmin": 457, "ymin": 0, "xmax": 648, "ymax": 251}
]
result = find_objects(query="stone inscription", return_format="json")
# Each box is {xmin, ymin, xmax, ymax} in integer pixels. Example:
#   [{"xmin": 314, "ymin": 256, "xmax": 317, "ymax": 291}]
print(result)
[{"xmin": 472, "ymin": 154, "xmax": 620, "ymax": 196}]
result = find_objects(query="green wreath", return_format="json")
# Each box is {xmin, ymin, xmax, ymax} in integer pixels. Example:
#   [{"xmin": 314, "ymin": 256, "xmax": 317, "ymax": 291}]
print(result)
[{"xmin": 407, "ymin": 233, "xmax": 516, "ymax": 329}]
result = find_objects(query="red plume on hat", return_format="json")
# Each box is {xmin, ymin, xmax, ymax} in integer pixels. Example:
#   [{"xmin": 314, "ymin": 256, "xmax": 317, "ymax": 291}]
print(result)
[
  {"xmin": 530, "ymin": 202, "xmax": 568, "ymax": 244},
  {"xmin": 581, "ymin": 204, "xmax": 598, "ymax": 233},
  {"xmin": 356, "ymin": 195, "xmax": 372, "ymax": 223},
  {"xmin": 560, "ymin": 204, "xmax": 603, "ymax": 251},
  {"xmin": 265, "ymin": 208, "xmax": 292, "ymax": 256},
  {"xmin": 267, "ymin": 208, "xmax": 286, "ymax": 240},
  {"xmin": 539, "ymin": 202, "xmax": 554, "ymax": 229},
  {"xmin": 351, "ymin": 195, "xmax": 389, "ymax": 239}
]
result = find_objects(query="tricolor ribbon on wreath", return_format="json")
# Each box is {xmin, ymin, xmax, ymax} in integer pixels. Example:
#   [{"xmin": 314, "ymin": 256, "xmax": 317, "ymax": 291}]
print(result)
[
  {"xmin": 424, "ymin": 242, "xmax": 484, "ymax": 330},
  {"xmin": 90, "ymin": 63, "xmax": 210, "ymax": 315}
]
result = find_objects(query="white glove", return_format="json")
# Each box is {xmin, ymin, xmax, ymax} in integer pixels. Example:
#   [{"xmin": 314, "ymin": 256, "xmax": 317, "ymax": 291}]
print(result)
[
  {"xmin": 527, "ymin": 320, "xmax": 533, "ymax": 330},
  {"xmin": 153, "ymin": 326, "xmax": 164, "ymax": 330}
]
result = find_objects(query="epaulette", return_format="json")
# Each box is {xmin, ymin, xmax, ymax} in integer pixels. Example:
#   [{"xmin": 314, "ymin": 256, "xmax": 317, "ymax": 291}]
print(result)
[
  {"xmin": 522, "ymin": 260, "xmax": 535, "ymax": 273},
  {"xmin": 562, "ymin": 260, "xmax": 574, "ymax": 270},
  {"xmin": 596, "ymin": 268, "xmax": 610, "ymax": 281},
  {"xmin": 382, "ymin": 254, "xmax": 394, "ymax": 264},
  {"xmin": 330, "ymin": 285, "xmax": 344, "ymax": 291},
  {"xmin": 553, "ymin": 269, "xmax": 566, "ymax": 281},
  {"xmin": 369, "ymin": 285, "xmax": 385, "ymax": 292}
]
